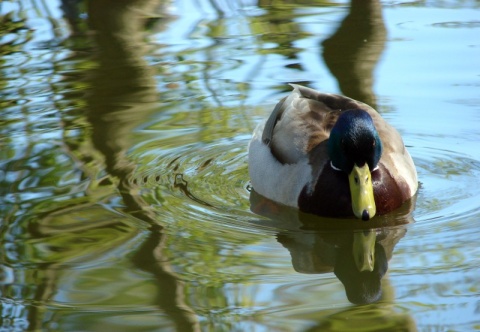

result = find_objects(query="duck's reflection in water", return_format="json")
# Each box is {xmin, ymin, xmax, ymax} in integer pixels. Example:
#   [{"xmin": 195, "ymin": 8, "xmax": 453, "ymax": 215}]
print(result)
[
  {"xmin": 250, "ymin": 190, "xmax": 415, "ymax": 304},
  {"xmin": 279, "ymin": 230, "xmax": 392, "ymax": 304}
]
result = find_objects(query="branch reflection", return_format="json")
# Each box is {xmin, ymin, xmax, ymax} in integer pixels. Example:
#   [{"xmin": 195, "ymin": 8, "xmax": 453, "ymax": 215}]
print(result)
[
  {"xmin": 86, "ymin": 0, "xmax": 200, "ymax": 330},
  {"xmin": 322, "ymin": 0, "xmax": 386, "ymax": 108}
]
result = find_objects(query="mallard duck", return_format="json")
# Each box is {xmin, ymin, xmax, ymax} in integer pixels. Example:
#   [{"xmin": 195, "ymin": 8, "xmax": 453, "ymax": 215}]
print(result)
[{"xmin": 248, "ymin": 84, "xmax": 418, "ymax": 221}]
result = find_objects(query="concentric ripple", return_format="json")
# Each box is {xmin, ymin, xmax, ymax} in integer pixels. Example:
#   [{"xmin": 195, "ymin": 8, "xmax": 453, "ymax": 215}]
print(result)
[
  {"xmin": 130, "ymin": 138, "xmax": 262, "ymax": 234},
  {"xmin": 131, "ymin": 137, "xmax": 480, "ymax": 236},
  {"xmin": 412, "ymin": 145, "xmax": 480, "ymax": 223}
]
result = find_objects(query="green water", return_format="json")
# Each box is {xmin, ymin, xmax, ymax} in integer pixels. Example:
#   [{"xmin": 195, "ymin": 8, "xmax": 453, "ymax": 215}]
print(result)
[{"xmin": 1, "ymin": 0, "xmax": 479, "ymax": 331}]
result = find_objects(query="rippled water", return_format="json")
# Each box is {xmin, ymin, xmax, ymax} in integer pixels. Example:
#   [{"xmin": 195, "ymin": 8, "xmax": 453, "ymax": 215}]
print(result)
[{"xmin": 1, "ymin": 0, "xmax": 479, "ymax": 331}]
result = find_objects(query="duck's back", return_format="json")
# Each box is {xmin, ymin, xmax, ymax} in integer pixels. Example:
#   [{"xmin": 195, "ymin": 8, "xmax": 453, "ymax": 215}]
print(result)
[{"xmin": 266, "ymin": 84, "xmax": 375, "ymax": 164}]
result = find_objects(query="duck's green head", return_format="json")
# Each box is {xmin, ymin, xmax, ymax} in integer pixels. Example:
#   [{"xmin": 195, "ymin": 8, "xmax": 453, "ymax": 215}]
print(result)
[{"xmin": 328, "ymin": 109, "xmax": 383, "ymax": 221}]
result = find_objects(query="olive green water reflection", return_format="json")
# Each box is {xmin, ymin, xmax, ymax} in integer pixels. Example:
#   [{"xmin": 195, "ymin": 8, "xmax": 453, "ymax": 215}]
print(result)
[{"xmin": 1, "ymin": 0, "xmax": 480, "ymax": 331}]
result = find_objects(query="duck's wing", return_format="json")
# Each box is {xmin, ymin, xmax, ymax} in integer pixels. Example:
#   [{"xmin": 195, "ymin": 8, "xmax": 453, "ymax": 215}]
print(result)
[
  {"xmin": 262, "ymin": 96, "xmax": 287, "ymax": 146},
  {"xmin": 373, "ymin": 114, "xmax": 418, "ymax": 197},
  {"xmin": 269, "ymin": 84, "xmax": 360, "ymax": 165},
  {"xmin": 291, "ymin": 84, "xmax": 369, "ymax": 112}
]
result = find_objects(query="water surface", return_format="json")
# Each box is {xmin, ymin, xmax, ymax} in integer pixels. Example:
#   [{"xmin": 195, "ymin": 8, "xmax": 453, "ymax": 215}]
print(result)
[{"xmin": 1, "ymin": 0, "xmax": 479, "ymax": 331}]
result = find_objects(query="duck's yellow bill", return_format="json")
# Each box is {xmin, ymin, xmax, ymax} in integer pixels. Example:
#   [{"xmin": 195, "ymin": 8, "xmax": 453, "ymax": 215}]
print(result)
[
  {"xmin": 353, "ymin": 230, "xmax": 376, "ymax": 272},
  {"xmin": 348, "ymin": 164, "xmax": 376, "ymax": 221}
]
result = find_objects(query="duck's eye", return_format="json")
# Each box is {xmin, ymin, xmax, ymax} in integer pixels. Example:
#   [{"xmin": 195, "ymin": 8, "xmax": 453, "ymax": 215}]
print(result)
[
  {"xmin": 354, "ymin": 176, "xmax": 359, "ymax": 184},
  {"xmin": 365, "ymin": 175, "xmax": 369, "ymax": 184}
]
